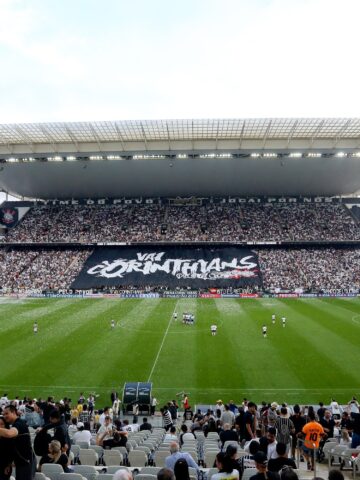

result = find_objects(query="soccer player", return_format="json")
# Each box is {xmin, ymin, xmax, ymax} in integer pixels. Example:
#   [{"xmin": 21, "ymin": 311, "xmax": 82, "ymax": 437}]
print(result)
[
  {"xmin": 282, "ymin": 316, "xmax": 286, "ymax": 327},
  {"xmin": 262, "ymin": 325, "xmax": 267, "ymax": 338},
  {"xmin": 173, "ymin": 312, "xmax": 178, "ymax": 321},
  {"xmin": 211, "ymin": 325, "xmax": 217, "ymax": 336},
  {"xmin": 272, "ymin": 314, "xmax": 276, "ymax": 324},
  {"xmin": 33, "ymin": 321, "xmax": 38, "ymax": 334},
  {"xmin": 111, "ymin": 319, "xmax": 115, "ymax": 329}
]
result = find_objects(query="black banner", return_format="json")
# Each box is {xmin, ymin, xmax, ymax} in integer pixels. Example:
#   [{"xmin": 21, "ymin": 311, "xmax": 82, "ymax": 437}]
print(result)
[
  {"xmin": 71, "ymin": 246, "xmax": 262, "ymax": 289},
  {"xmin": 0, "ymin": 207, "xmax": 18, "ymax": 227}
]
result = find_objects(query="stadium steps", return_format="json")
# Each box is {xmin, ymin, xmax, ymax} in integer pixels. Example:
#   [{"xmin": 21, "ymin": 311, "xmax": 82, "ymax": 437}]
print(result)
[{"xmin": 344, "ymin": 203, "xmax": 360, "ymax": 225}]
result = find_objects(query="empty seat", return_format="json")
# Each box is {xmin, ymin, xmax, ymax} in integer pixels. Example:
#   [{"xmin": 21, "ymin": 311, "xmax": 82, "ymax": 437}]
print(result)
[
  {"xmin": 79, "ymin": 448, "xmax": 99, "ymax": 466},
  {"xmin": 128, "ymin": 450, "xmax": 148, "ymax": 467},
  {"xmin": 41, "ymin": 464, "xmax": 63, "ymax": 480},
  {"xmin": 103, "ymin": 450, "xmax": 123, "ymax": 466}
]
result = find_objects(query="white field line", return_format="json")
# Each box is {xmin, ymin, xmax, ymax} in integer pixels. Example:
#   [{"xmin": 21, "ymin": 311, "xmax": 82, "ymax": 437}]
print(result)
[
  {"xmin": 147, "ymin": 302, "xmax": 178, "ymax": 382},
  {"xmin": 0, "ymin": 384, "xmax": 357, "ymax": 392}
]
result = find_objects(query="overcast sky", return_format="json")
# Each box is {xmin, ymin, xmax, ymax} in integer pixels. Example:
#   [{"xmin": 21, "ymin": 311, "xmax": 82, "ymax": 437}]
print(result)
[{"xmin": 0, "ymin": 0, "xmax": 359, "ymax": 125}]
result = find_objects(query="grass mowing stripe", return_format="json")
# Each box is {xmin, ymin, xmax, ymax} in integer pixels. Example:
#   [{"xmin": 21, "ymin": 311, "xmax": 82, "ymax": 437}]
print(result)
[{"xmin": 147, "ymin": 300, "xmax": 178, "ymax": 382}]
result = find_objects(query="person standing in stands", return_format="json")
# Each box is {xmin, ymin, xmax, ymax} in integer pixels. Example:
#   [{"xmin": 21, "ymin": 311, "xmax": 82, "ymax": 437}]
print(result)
[{"xmin": 0, "ymin": 405, "xmax": 35, "ymax": 480}]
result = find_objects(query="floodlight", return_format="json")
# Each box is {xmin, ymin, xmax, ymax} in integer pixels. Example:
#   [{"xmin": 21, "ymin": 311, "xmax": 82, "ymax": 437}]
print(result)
[
  {"xmin": 66, "ymin": 156, "xmax": 76, "ymax": 161},
  {"xmin": 289, "ymin": 153, "xmax": 302, "ymax": 158},
  {"xmin": 89, "ymin": 155, "xmax": 103, "ymax": 160},
  {"xmin": 263, "ymin": 153, "xmax": 277, "ymax": 158},
  {"xmin": 6, "ymin": 158, "xmax": 18, "ymax": 162},
  {"xmin": 177, "ymin": 154, "xmax": 187, "ymax": 159},
  {"xmin": 307, "ymin": 153, "xmax": 322, "ymax": 158},
  {"xmin": 336, "ymin": 152, "xmax": 346, "ymax": 157},
  {"xmin": 250, "ymin": 153, "xmax": 260, "ymax": 157},
  {"xmin": 107, "ymin": 155, "xmax": 122, "ymax": 160},
  {"xmin": 47, "ymin": 156, "xmax": 63, "ymax": 161}
]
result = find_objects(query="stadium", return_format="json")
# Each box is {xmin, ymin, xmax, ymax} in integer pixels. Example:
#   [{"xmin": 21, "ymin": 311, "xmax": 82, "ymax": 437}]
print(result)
[
  {"xmin": 0, "ymin": 117, "xmax": 360, "ymax": 408},
  {"xmin": 1, "ymin": 116, "xmax": 360, "ymax": 479}
]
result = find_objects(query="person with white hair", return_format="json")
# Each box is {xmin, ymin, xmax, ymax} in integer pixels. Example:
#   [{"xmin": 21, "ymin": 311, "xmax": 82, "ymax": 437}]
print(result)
[
  {"xmin": 165, "ymin": 441, "xmax": 199, "ymax": 472},
  {"xmin": 112, "ymin": 469, "xmax": 132, "ymax": 480}
]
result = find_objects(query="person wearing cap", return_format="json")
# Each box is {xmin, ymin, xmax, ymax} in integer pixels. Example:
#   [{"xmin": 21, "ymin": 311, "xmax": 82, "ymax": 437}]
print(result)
[
  {"xmin": 72, "ymin": 421, "xmax": 92, "ymax": 446},
  {"xmin": 250, "ymin": 451, "xmax": 280, "ymax": 480},
  {"xmin": 268, "ymin": 403, "xmax": 278, "ymax": 429}
]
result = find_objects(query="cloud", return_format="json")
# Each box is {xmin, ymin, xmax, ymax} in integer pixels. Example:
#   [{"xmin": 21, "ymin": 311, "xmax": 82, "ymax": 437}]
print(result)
[{"xmin": 0, "ymin": 0, "xmax": 359, "ymax": 122}]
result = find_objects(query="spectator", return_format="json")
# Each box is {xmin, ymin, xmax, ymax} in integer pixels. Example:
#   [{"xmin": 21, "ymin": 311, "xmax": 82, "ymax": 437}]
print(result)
[{"xmin": 165, "ymin": 442, "xmax": 199, "ymax": 473}]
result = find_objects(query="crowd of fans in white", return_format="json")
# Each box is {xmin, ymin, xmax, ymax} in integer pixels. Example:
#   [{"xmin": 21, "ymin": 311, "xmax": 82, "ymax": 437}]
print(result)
[
  {"xmin": 258, "ymin": 248, "xmax": 360, "ymax": 293},
  {"xmin": 1, "ymin": 247, "xmax": 360, "ymax": 293},
  {"xmin": 3, "ymin": 203, "xmax": 360, "ymax": 243},
  {"xmin": 1, "ymin": 202, "xmax": 360, "ymax": 293},
  {"xmin": 0, "ymin": 249, "xmax": 90, "ymax": 291}
]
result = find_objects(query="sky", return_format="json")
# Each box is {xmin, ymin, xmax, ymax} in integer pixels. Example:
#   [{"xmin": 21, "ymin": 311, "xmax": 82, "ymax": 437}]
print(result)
[{"xmin": 0, "ymin": 0, "xmax": 360, "ymax": 125}]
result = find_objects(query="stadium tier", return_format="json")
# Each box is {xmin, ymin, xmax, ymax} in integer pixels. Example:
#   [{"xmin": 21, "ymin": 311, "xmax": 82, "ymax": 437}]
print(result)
[
  {"xmin": 2, "ymin": 201, "xmax": 360, "ymax": 243},
  {"xmin": 0, "ymin": 199, "xmax": 360, "ymax": 293}
]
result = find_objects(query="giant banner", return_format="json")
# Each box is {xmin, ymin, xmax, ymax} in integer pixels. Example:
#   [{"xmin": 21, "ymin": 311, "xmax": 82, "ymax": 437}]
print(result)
[{"xmin": 71, "ymin": 246, "xmax": 262, "ymax": 289}]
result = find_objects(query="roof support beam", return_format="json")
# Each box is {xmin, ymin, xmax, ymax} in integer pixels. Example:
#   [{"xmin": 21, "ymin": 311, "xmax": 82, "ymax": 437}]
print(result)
[
  {"xmin": 140, "ymin": 122, "xmax": 148, "ymax": 151},
  {"xmin": 39, "ymin": 125, "xmax": 58, "ymax": 153},
  {"xmin": 14, "ymin": 126, "xmax": 35, "ymax": 154},
  {"xmin": 262, "ymin": 120, "xmax": 272, "ymax": 149},
  {"xmin": 166, "ymin": 124, "xmax": 171, "ymax": 151},
  {"xmin": 239, "ymin": 121, "xmax": 245, "ymax": 149},
  {"xmin": 113, "ymin": 123, "xmax": 126, "ymax": 152},
  {"xmin": 309, "ymin": 119, "xmax": 325, "ymax": 148},
  {"xmin": 89, "ymin": 124, "xmax": 102, "ymax": 151},
  {"xmin": 64, "ymin": 126, "xmax": 80, "ymax": 152},
  {"xmin": 287, "ymin": 120, "xmax": 299, "ymax": 148},
  {"xmin": 333, "ymin": 119, "xmax": 352, "ymax": 147}
]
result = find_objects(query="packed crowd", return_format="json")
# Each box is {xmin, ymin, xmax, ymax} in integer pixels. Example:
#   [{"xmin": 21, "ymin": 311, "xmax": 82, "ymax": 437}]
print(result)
[
  {"xmin": 0, "ymin": 393, "xmax": 359, "ymax": 480},
  {"xmin": 4, "ymin": 203, "xmax": 360, "ymax": 244},
  {"xmin": 0, "ymin": 248, "xmax": 91, "ymax": 291},
  {"xmin": 1, "ymin": 246, "xmax": 360, "ymax": 293},
  {"xmin": 258, "ymin": 248, "xmax": 360, "ymax": 293}
]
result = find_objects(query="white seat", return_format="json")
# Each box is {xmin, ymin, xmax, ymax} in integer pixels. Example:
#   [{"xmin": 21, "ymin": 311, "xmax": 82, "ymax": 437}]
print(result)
[
  {"xmin": 58, "ymin": 474, "xmax": 87, "ymax": 480},
  {"xmin": 35, "ymin": 473, "xmax": 51, "ymax": 480},
  {"xmin": 79, "ymin": 448, "xmax": 99, "ymax": 466},
  {"xmin": 128, "ymin": 450, "xmax": 148, "ymax": 467},
  {"xmin": 97, "ymin": 475, "xmax": 114, "ymax": 480},
  {"xmin": 103, "ymin": 450, "xmax": 123, "ymax": 466},
  {"xmin": 154, "ymin": 450, "xmax": 168, "ymax": 467},
  {"xmin": 204, "ymin": 451, "xmax": 218, "ymax": 468},
  {"xmin": 41, "ymin": 463, "xmax": 63, "ymax": 480},
  {"xmin": 140, "ymin": 467, "xmax": 161, "ymax": 475},
  {"xmin": 105, "ymin": 467, "xmax": 130, "ymax": 475},
  {"xmin": 73, "ymin": 465, "xmax": 99, "ymax": 480}
]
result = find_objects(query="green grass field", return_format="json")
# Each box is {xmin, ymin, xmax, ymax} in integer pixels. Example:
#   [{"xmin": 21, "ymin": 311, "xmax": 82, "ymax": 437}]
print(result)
[{"xmin": 0, "ymin": 297, "xmax": 360, "ymax": 408}]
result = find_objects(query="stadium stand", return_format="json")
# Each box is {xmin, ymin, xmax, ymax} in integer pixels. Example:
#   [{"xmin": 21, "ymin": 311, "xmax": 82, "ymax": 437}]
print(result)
[{"xmin": 3, "ymin": 202, "xmax": 360, "ymax": 243}]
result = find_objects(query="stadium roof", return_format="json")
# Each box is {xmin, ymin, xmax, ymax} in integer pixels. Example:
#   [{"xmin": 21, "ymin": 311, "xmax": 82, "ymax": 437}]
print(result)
[
  {"xmin": 1, "ymin": 118, "xmax": 360, "ymax": 199},
  {"xmin": 1, "ymin": 118, "xmax": 360, "ymax": 147}
]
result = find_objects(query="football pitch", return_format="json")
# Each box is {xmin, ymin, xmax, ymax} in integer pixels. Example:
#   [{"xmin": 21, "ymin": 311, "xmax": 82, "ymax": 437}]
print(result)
[{"xmin": 0, "ymin": 297, "xmax": 360, "ymax": 408}]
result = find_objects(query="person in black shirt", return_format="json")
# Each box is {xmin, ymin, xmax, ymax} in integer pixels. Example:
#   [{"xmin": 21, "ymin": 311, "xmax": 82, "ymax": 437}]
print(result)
[
  {"xmin": 242, "ymin": 402, "xmax": 257, "ymax": 442},
  {"xmin": 0, "ymin": 416, "xmax": 13, "ymax": 480},
  {"xmin": 250, "ymin": 451, "xmax": 280, "ymax": 480},
  {"xmin": 139, "ymin": 417, "xmax": 153, "ymax": 431},
  {"xmin": 42, "ymin": 410, "xmax": 70, "ymax": 455},
  {"xmin": 320, "ymin": 410, "xmax": 336, "ymax": 440},
  {"xmin": 268, "ymin": 443, "xmax": 297, "ymax": 472},
  {"xmin": 350, "ymin": 412, "xmax": 360, "ymax": 448},
  {"xmin": 0, "ymin": 405, "xmax": 35, "ymax": 480},
  {"xmin": 289, "ymin": 405, "xmax": 306, "ymax": 459}
]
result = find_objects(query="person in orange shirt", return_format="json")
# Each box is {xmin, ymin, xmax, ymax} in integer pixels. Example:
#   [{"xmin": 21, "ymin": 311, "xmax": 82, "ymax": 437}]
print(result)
[{"xmin": 299, "ymin": 410, "xmax": 325, "ymax": 471}]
